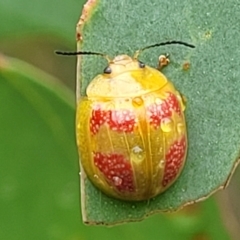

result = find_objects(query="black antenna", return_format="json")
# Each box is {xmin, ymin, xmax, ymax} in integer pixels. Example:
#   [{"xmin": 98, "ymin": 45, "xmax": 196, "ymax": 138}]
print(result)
[
  {"xmin": 134, "ymin": 40, "xmax": 195, "ymax": 58},
  {"xmin": 55, "ymin": 50, "xmax": 111, "ymax": 62}
]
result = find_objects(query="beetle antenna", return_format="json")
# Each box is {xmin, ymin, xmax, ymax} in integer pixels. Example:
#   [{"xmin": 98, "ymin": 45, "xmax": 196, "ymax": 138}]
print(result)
[
  {"xmin": 133, "ymin": 40, "xmax": 195, "ymax": 59},
  {"xmin": 55, "ymin": 50, "xmax": 111, "ymax": 63}
]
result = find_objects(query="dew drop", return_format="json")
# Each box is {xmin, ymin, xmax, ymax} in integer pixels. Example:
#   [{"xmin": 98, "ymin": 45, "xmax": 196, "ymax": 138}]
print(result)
[
  {"xmin": 160, "ymin": 118, "xmax": 174, "ymax": 133},
  {"xmin": 177, "ymin": 123, "xmax": 184, "ymax": 134},
  {"xmin": 132, "ymin": 97, "xmax": 144, "ymax": 107},
  {"xmin": 132, "ymin": 146, "xmax": 143, "ymax": 153},
  {"xmin": 158, "ymin": 160, "xmax": 165, "ymax": 169},
  {"xmin": 130, "ymin": 146, "xmax": 145, "ymax": 163},
  {"xmin": 112, "ymin": 176, "xmax": 122, "ymax": 186},
  {"xmin": 155, "ymin": 98, "xmax": 163, "ymax": 105}
]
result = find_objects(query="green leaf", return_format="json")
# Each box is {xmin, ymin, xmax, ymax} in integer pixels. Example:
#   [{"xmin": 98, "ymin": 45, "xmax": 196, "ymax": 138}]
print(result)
[
  {"xmin": 0, "ymin": 0, "xmax": 85, "ymax": 42},
  {"xmin": 0, "ymin": 56, "xmax": 80, "ymax": 239},
  {"xmin": 77, "ymin": 0, "xmax": 240, "ymax": 224}
]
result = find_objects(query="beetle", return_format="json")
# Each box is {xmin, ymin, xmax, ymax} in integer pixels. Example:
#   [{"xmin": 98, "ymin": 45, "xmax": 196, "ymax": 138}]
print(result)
[{"xmin": 56, "ymin": 40, "xmax": 195, "ymax": 201}]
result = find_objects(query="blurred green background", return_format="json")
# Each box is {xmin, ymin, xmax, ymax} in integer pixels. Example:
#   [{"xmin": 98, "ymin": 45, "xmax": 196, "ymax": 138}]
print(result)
[{"xmin": 0, "ymin": 0, "xmax": 240, "ymax": 239}]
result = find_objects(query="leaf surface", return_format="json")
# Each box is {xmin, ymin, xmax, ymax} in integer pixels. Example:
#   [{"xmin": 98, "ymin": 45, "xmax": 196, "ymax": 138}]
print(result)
[{"xmin": 77, "ymin": 0, "xmax": 240, "ymax": 224}]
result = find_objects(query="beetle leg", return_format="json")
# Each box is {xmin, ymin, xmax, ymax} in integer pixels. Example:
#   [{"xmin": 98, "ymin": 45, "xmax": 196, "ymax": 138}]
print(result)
[
  {"xmin": 180, "ymin": 92, "xmax": 187, "ymax": 105},
  {"xmin": 157, "ymin": 54, "xmax": 170, "ymax": 70},
  {"xmin": 177, "ymin": 91, "xmax": 187, "ymax": 111}
]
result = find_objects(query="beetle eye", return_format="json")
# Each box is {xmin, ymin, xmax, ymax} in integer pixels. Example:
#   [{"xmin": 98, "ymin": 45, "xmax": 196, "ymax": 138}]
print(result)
[
  {"xmin": 138, "ymin": 61, "xmax": 145, "ymax": 68},
  {"xmin": 103, "ymin": 66, "xmax": 112, "ymax": 74}
]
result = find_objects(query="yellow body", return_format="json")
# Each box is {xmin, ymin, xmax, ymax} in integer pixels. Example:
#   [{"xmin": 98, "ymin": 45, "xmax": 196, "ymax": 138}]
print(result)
[{"xmin": 76, "ymin": 55, "xmax": 187, "ymax": 201}]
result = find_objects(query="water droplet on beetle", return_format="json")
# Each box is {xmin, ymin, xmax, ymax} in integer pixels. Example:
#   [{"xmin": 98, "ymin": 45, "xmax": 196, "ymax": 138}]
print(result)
[
  {"xmin": 158, "ymin": 160, "xmax": 165, "ymax": 169},
  {"xmin": 155, "ymin": 98, "xmax": 163, "ymax": 105},
  {"xmin": 112, "ymin": 176, "xmax": 122, "ymax": 186},
  {"xmin": 131, "ymin": 146, "xmax": 145, "ymax": 163},
  {"xmin": 132, "ymin": 146, "xmax": 143, "ymax": 153},
  {"xmin": 132, "ymin": 97, "xmax": 144, "ymax": 107},
  {"xmin": 177, "ymin": 123, "xmax": 184, "ymax": 134},
  {"xmin": 160, "ymin": 118, "xmax": 173, "ymax": 132}
]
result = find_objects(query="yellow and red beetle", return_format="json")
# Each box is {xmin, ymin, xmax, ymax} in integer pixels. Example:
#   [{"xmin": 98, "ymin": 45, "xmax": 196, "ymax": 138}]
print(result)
[{"xmin": 56, "ymin": 41, "xmax": 195, "ymax": 201}]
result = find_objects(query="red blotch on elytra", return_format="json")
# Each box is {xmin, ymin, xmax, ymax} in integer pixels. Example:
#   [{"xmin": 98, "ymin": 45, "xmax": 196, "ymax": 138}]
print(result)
[
  {"xmin": 94, "ymin": 152, "xmax": 135, "ymax": 192},
  {"xmin": 147, "ymin": 92, "xmax": 181, "ymax": 128},
  {"xmin": 162, "ymin": 137, "xmax": 186, "ymax": 187},
  {"xmin": 167, "ymin": 93, "xmax": 181, "ymax": 115},
  {"xmin": 89, "ymin": 105, "xmax": 136, "ymax": 134},
  {"xmin": 90, "ymin": 105, "xmax": 108, "ymax": 134},
  {"xmin": 107, "ymin": 110, "xmax": 135, "ymax": 132}
]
